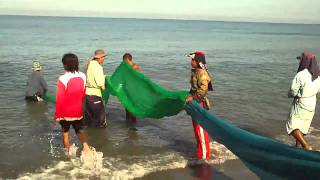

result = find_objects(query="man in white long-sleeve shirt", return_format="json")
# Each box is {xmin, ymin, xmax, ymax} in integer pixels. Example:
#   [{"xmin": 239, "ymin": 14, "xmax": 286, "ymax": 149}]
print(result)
[
  {"xmin": 84, "ymin": 49, "xmax": 107, "ymax": 128},
  {"xmin": 286, "ymin": 52, "xmax": 320, "ymax": 150}
]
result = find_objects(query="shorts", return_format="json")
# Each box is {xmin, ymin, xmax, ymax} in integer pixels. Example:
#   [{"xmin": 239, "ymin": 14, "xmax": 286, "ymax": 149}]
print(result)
[{"xmin": 59, "ymin": 119, "xmax": 83, "ymax": 134}]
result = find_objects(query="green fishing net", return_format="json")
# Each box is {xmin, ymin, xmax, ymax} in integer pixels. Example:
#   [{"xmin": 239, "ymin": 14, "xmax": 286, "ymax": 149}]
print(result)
[
  {"xmin": 44, "ymin": 62, "xmax": 320, "ymax": 179},
  {"xmin": 43, "ymin": 62, "xmax": 189, "ymax": 119},
  {"xmin": 104, "ymin": 62, "xmax": 189, "ymax": 118},
  {"xmin": 43, "ymin": 91, "xmax": 56, "ymax": 103},
  {"xmin": 185, "ymin": 101, "xmax": 320, "ymax": 179}
]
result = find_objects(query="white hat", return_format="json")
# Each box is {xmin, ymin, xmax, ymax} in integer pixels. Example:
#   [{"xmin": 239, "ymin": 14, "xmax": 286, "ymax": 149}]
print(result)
[{"xmin": 32, "ymin": 61, "xmax": 42, "ymax": 71}]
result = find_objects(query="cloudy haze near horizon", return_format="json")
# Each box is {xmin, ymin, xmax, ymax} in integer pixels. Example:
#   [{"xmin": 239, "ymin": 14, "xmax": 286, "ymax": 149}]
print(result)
[{"xmin": 0, "ymin": 0, "xmax": 319, "ymax": 23}]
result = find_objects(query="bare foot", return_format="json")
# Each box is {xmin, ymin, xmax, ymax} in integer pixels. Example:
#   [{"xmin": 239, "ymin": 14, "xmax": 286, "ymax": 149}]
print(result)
[
  {"xmin": 64, "ymin": 148, "xmax": 70, "ymax": 156},
  {"xmin": 80, "ymin": 148, "xmax": 94, "ymax": 169},
  {"xmin": 306, "ymin": 147, "xmax": 313, "ymax": 151},
  {"xmin": 82, "ymin": 148, "xmax": 93, "ymax": 163},
  {"xmin": 304, "ymin": 144, "xmax": 313, "ymax": 151},
  {"xmin": 83, "ymin": 147, "xmax": 92, "ymax": 155}
]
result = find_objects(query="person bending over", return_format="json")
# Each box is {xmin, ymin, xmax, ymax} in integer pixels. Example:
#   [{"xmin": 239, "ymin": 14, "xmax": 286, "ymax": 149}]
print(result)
[{"xmin": 25, "ymin": 61, "xmax": 48, "ymax": 101}]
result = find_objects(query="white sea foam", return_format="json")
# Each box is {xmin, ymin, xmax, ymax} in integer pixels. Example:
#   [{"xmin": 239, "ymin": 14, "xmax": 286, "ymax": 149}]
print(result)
[
  {"xmin": 18, "ymin": 142, "xmax": 237, "ymax": 179},
  {"xmin": 209, "ymin": 141, "xmax": 238, "ymax": 164}
]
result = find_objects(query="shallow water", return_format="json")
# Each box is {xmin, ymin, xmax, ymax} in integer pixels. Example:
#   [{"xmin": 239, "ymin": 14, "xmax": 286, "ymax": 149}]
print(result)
[{"xmin": 1, "ymin": 15, "xmax": 320, "ymax": 179}]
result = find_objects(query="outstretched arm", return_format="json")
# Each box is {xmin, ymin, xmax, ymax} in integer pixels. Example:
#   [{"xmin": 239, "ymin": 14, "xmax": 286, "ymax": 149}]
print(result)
[{"xmin": 133, "ymin": 63, "xmax": 141, "ymax": 71}]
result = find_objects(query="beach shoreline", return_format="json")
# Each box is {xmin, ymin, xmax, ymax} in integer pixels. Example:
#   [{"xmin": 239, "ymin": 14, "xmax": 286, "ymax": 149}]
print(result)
[{"xmin": 137, "ymin": 159, "xmax": 258, "ymax": 180}]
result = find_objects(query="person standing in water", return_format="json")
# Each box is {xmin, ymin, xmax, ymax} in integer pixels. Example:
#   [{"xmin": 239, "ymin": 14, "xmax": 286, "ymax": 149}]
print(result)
[
  {"xmin": 84, "ymin": 49, "xmax": 107, "ymax": 128},
  {"xmin": 25, "ymin": 61, "xmax": 48, "ymax": 101},
  {"xmin": 286, "ymin": 52, "xmax": 320, "ymax": 150},
  {"xmin": 123, "ymin": 53, "xmax": 140, "ymax": 126},
  {"xmin": 185, "ymin": 51, "xmax": 213, "ymax": 160},
  {"xmin": 54, "ymin": 53, "xmax": 91, "ymax": 155}
]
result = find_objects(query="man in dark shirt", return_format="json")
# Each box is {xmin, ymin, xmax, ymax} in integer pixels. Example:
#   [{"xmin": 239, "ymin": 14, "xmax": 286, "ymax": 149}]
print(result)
[{"xmin": 25, "ymin": 61, "xmax": 48, "ymax": 101}]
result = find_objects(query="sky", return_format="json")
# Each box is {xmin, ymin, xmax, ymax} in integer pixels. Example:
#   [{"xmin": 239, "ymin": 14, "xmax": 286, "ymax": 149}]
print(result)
[{"xmin": 0, "ymin": 0, "xmax": 319, "ymax": 24}]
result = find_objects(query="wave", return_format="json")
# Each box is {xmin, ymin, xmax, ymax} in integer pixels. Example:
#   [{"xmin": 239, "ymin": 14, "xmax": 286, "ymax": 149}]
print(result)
[{"xmin": 18, "ymin": 142, "xmax": 237, "ymax": 179}]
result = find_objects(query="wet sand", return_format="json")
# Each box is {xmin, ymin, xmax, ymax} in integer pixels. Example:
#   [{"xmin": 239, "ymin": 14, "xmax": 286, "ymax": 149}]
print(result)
[{"xmin": 137, "ymin": 159, "xmax": 259, "ymax": 180}]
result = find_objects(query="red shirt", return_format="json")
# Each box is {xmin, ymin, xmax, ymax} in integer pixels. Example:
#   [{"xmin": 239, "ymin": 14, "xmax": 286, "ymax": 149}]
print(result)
[{"xmin": 54, "ymin": 72, "xmax": 86, "ymax": 121}]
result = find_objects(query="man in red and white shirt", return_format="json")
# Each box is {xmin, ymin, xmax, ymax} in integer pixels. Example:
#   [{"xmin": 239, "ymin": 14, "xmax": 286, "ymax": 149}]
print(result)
[{"xmin": 54, "ymin": 53, "xmax": 90, "ymax": 154}]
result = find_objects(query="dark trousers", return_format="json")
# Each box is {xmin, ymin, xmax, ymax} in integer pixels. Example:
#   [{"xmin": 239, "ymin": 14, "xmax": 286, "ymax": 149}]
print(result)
[
  {"xmin": 125, "ymin": 109, "xmax": 137, "ymax": 124},
  {"xmin": 84, "ymin": 95, "xmax": 107, "ymax": 128}
]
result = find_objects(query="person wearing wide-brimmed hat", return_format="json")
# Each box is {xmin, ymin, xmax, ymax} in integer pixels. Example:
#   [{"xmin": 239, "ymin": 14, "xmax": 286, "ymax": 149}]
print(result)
[
  {"xmin": 185, "ymin": 50, "xmax": 214, "ymax": 160},
  {"xmin": 25, "ymin": 61, "xmax": 48, "ymax": 101},
  {"xmin": 84, "ymin": 49, "xmax": 107, "ymax": 128},
  {"xmin": 286, "ymin": 52, "xmax": 320, "ymax": 150}
]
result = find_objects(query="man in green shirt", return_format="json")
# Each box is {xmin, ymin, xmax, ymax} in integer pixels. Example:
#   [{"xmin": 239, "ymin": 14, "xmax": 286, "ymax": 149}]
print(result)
[{"xmin": 84, "ymin": 49, "xmax": 107, "ymax": 128}]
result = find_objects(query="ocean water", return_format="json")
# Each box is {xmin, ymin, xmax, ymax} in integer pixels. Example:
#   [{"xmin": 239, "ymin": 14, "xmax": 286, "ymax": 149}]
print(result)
[{"xmin": 1, "ymin": 15, "xmax": 320, "ymax": 179}]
